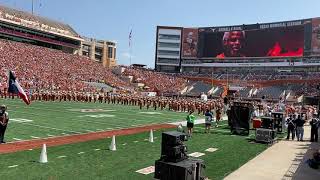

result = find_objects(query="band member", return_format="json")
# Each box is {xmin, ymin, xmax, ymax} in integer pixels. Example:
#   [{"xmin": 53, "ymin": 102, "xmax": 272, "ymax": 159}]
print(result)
[
  {"xmin": 286, "ymin": 115, "xmax": 296, "ymax": 140},
  {"xmin": 216, "ymin": 106, "xmax": 222, "ymax": 127},
  {"xmin": 204, "ymin": 109, "xmax": 213, "ymax": 133}
]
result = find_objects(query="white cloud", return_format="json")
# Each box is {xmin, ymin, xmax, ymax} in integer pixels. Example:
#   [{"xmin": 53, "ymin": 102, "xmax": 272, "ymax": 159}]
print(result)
[{"xmin": 121, "ymin": 52, "xmax": 135, "ymax": 59}]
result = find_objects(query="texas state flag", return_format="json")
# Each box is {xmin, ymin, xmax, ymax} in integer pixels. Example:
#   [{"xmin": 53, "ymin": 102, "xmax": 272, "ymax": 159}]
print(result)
[{"xmin": 8, "ymin": 71, "xmax": 30, "ymax": 105}]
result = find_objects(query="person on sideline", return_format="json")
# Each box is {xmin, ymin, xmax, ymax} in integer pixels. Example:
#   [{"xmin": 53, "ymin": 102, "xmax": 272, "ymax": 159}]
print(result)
[
  {"xmin": 310, "ymin": 113, "xmax": 320, "ymax": 142},
  {"xmin": 0, "ymin": 105, "xmax": 9, "ymax": 143},
  {"xmin": 186, "ymin": 111, "xmax": 196, "ymax": 137},
  {"xmin": 295, "ymin": 115, "xmax": 306, "ymax": 141}
]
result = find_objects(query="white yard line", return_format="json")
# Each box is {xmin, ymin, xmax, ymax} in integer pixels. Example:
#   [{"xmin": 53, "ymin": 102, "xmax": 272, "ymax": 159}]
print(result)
[
  {"xmin": 57, "ymin": 155, "xmax": 67, "ymax": 158},
  {"xmin": 12, "ymin": 138, "xmax": 22, "ymax": 141},
  {"xmin": 168, "ymin": 118, "xmax": 228, "ymax": 126},
  {"xmin": 195, "ymin": 127, "xmax": 230, "ymax": 133},
  {"xmin": 8, "ymin": 165, "xmax": 18, "ymax": 168},
  {"xmin": 77, "ymin": 152, "xmax": 85, "ymax": 155},
  {"xmin": 168, "ymin": 119, "xmax": 205, "ymax": 126},
  {"xmin": 19, "ymin": 122, "xmax": 81, "ymax": 134},
  {"xmin": 30, "ymin": 136, "xmax": 40, "ymax": 139}
]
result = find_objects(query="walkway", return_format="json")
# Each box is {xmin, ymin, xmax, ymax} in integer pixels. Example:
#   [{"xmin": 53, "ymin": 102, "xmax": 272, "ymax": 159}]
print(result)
[
  {"xmin": 224, "ymin": 125, "xmax": 320, "ymax": 180},
  {"xmin": 169, "ymin": 115, "xmax": 228, "ymax": 126}
]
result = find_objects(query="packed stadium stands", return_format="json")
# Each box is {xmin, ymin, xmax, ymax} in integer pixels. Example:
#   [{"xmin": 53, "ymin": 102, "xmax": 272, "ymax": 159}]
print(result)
[
  {"xmin": 122, "ymin": 67, "xmax": 187, "ymax": 94},
  {"xmin": 0, "ymin": 37, "xmax": 318, "ymax": 100},
  {"xmin": 0, "ymin": 39, "xmax": 132, "ymax": 92},
  {"xmin": 0, "ymin": 4, "xmax": 319, "ymax": 100},
  {"xmin": 185, "ymin": 71, "xmax": 320, "ymax": 81},
  {"xmin": 0, "ymin": 39, "xmax": 190, "ymax": 94}
]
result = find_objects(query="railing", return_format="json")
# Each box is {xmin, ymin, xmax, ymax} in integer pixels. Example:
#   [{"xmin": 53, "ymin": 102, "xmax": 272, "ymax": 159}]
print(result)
[{"xmin": 0, "ymin": 27, "xmax": 79, "ymax": 48}]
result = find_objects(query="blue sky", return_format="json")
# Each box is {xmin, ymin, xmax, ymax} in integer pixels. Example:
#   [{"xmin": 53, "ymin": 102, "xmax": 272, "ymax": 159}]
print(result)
[{"xmin": 1, "ymin": 0, "xmax": 320, "ymax": 68}]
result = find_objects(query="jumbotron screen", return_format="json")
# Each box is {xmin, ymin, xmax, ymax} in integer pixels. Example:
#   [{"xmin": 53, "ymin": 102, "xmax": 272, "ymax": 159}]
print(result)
[
  {"xmin": 181, "ymin": 19, "xmax": 318, "ymax": 59},
  {"xmin": 199, "ymin": 26, "xmax": 304, "ymax": 58}
]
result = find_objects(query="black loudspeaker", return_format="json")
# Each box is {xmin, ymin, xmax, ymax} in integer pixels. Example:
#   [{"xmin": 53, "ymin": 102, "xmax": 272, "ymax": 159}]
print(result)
[
  {"xmin": 272, "ymin": 112, "xmax": 285, "ymax": 133},
  {"xmin": 224, "ymin": 97, "xmax": 228, "ymax": 104},
  {"xmin": 261, "ymin": 117, "xmax": 274, "ymax": 129},
  {"xmin": 228, "ymin": 102, "xmax": 253, "ymax": 135},
  {"xmin": 303, "ymin": 96, "xmax": 319, "ymax": 106},
  {"xmin": 154, "ymin": 158, "xmax": 205, "ymax": 180},
  {"xmin": 255, "ymin": 128, "xmax": 276, "ymax": 143},
  {"xmin": 161, "ymin": 131, "xmax": 188, "ymax": 163},
  {"xmin": 155, "ymin": 131, "xmax": 206, "ymax": 180},
  {"xmin": 162, "ymin": 131, "xmax": 187, "ymax": 146}
]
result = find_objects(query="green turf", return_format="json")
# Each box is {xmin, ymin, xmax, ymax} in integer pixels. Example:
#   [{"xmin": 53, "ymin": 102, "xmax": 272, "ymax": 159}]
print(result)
[
  {"xmin": 0, "ymin": 122, "xmax": 268, "ymax": 180},
  {"xmin": 0, "ymin": 99, "xmax": 200, "ymax": 142}
]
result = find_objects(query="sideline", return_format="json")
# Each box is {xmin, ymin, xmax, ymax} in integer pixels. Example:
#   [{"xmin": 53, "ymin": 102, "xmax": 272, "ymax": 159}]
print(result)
[{"xmin": 224, "ymin": 125, "xmax": 316, "ymax": 180}]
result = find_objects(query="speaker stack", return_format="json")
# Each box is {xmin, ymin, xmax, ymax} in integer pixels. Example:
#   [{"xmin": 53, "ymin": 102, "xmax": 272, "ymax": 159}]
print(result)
[
  {"xmin": 228, "ymin": 101, "xmax": 253, "ymax": 135},
  {"xmin": 271, "ymin": 112, "xmax": 285, "ymax": 133},
  {"xmin": 256, "ymin": 115, "xmax": 277, "ymax": 143},
  {"xmin": 154, "ymin": 131, "xmax": 206, "ymax": 180},
  {"xmin": 255, "ymin": 128, "xmax": 276, "ymax": 143},
  {"xmin": 160, "ymin": 131, "xmax": 188, "ymax": 163}
]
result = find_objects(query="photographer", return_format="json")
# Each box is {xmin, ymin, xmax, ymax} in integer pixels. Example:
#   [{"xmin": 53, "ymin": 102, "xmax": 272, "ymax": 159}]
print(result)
[{"xmin": 0, "ymin": 105, "xmax": 9, "ymax": 143}]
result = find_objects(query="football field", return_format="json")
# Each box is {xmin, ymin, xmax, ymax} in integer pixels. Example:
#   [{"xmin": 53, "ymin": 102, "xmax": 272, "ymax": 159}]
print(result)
[
  {"xmin": 1, "ymin": 99, "xmax": 192, "ymax": 142},
  {"xmin": 0, "ymin": 99, "xmax": 272, "ymax": 180},
  {"xmin": 0, "ymin": 122, "xmax": 268, "ymax": 180}
]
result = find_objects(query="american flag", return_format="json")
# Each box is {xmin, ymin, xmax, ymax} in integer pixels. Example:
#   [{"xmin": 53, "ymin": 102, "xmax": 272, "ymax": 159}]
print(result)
[{"xmin": 129, "ymin": 29, "xmax": 132, "ymax": 47}]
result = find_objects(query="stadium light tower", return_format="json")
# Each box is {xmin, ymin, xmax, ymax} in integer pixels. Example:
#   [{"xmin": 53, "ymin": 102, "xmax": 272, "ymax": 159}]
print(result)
[{"xmin": 32, "ymin": 0, "xmax": 34, "ymax": 15}]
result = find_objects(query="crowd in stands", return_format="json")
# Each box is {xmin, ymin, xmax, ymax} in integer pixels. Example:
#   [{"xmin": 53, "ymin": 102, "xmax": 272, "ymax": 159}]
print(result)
[
  {"xmin": 184, "ymin": 71, "xmax": 320, "ymax": 81},
  {"xmin": 0, "ymin": 35, "xmax": 320, "ymax": 99},
  {"xmin": 0, "ymin": 40, "xmax": 133, "ymax": 93},
  {"xmin": 0, "ymin": 5, "xmax": 78, "ymax": 37},
  {"xmin": 122, "ymin": 67, "xmax": 187, "ymax": 94},
  {"xmin": 294, "ymin": 84, "xmax": 319, "ymax": 97}
]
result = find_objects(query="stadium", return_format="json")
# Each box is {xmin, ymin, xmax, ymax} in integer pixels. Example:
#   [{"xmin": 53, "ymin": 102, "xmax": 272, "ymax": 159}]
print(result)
[{"xmin": 0, "ymin": 2, "xmax": 319, "ymax": 180}]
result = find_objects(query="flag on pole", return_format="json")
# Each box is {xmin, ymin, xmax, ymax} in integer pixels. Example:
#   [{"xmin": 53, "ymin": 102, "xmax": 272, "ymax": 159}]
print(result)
[
  {"xmin": 129, "ymin": 29, "xmax": 132, "ymax": 47},
  {"xmin": 8, "ymin": 71, "xmax": 31, "ymax": 105}
]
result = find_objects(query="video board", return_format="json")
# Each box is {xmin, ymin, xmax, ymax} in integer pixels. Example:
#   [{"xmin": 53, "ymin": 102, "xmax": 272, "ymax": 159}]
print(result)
[
  {"xmin": 181, "ymin": 28, "xmax": 198, "ymax": 58},
  {"xmin": 197, "ymin": 21, "xmax": 305, "ymax": 59}
]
